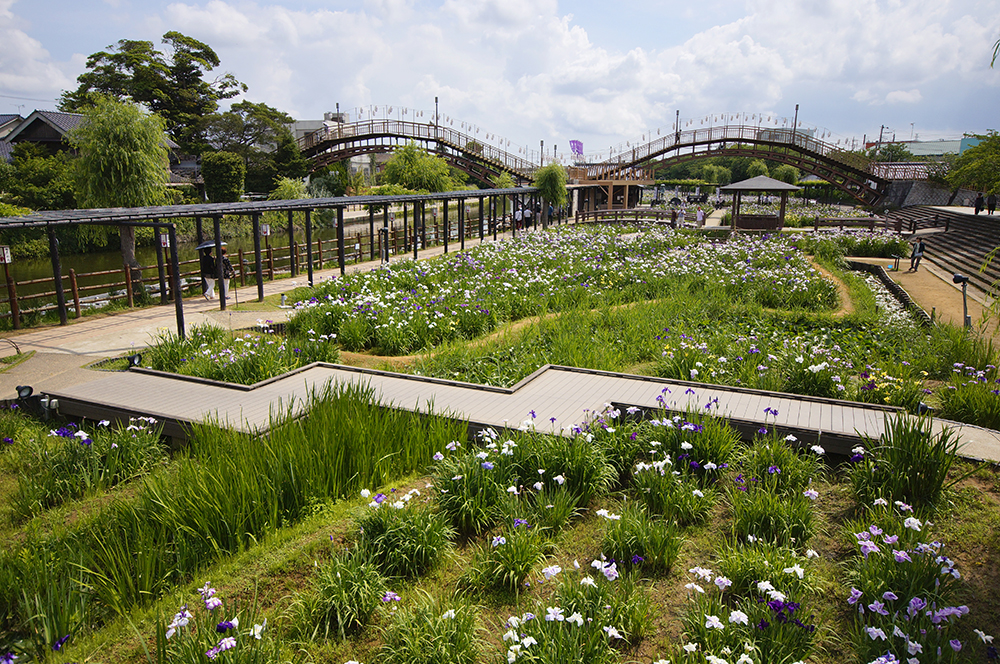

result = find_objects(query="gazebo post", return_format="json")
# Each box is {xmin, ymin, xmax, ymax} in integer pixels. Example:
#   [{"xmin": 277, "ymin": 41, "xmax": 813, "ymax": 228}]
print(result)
[
  {"xmin": 369, "ymin": 207, "xmax": 375, "ymax": 259},
  {"xmin": 731, "ymin": 192, "xmax": 740, "ymax": 231},
  {"xmin": 443, "ymin": 198, "xmax": 449, "ymax": 253},
  {"xmin": 779, "ymin": 192, "xmax": 788, "ymax": 229}
]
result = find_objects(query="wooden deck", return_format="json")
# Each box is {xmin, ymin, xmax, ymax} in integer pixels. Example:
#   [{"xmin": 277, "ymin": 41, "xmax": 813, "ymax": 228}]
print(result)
[{"xmin": 47, "ymin": 363, "xmax": 1000, "ymax": 462}]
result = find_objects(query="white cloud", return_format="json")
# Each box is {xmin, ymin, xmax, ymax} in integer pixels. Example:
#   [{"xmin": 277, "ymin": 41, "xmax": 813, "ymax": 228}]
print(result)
[
  {"xmin": 885, "ymin": 89, "xmax": 923, "ymax": 104},
  {"xmin": 2, "ymin": 0, "xmax": 999, "ymax": 154}
]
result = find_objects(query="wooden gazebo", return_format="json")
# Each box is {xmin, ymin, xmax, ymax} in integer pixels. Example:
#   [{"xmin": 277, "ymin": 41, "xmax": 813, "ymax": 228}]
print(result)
[{"xmin": 720, "ymin": 175, "xmax": 801, "ymax": 230}]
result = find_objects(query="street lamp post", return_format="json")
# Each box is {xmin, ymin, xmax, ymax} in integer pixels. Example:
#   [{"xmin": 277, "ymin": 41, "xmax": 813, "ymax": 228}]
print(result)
[{"xmin": 953, "ymin": 274, "xmax": 972, "ymax": 328}]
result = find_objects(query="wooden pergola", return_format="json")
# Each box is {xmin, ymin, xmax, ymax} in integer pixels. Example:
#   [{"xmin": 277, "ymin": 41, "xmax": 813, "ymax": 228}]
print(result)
[
  {"xmin": 0, "ymin": 186, "xmax": 539, "ymax": 338},
  {"xmin": 719, "ymin": 175, "xmax": 801, "ymax": 230}
]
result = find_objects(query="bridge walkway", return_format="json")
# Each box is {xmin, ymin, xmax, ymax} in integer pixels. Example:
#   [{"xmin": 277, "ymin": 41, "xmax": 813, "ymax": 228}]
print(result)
[{"xmin": 46, "ymin": 362, "xmax": 1000, "ymax": 463}]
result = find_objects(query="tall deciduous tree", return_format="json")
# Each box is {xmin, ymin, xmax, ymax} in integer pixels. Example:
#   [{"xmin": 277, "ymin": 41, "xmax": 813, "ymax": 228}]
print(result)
[
  {"xmin": 67, "ymin": 96, "xmax": 169, "ymax": 286},
  {"xmin": 60, "ymin": 31, "xmax": 246, "ymax": 152},
  {"xmin": 201, "ymin": 101, "xmax": 306, "ymax": 192},
  {"xmin": 382, "ymin": 143, "xmax": 453, "ymax": 192},
  {"xmin": 202, "ymin": 152, "xmax": 246, "ymax": 203},
  {"xmin": 946, "ymin": 132, "xmax": 1000, "ymax": 194}
]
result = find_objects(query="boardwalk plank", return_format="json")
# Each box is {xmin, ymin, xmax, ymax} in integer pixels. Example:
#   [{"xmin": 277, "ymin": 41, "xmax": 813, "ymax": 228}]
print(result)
[{"xmin": 45, "ymin": 364, "xmax": 996, "ymax": 462}]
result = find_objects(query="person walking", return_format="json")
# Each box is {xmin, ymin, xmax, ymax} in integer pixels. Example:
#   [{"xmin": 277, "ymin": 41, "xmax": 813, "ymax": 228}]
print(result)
[
  {"xmin": 988, "ymin": 192, "xmax": 997, "ymax": 216},
  {"xmin": 219, "ymin": 247, "xmax": 235, "ymax": 300},
  {"xmin": 975, "ymin": 192, "xmax": 985, "ymax": 215},
  {"xmin": 696, "ymin": 207, "xmax": 705, "ymax": 227},
  {"xmin": 908, "ymin": 238, "xmax": 926, "ymax": 272},
  {"xmin": 200, "ymin": 247, "xmax": 217, "ymax": 300}
]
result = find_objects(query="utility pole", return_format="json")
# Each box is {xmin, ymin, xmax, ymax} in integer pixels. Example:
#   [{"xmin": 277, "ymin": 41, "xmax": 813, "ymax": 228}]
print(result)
[{"xmin": 540, "ymin": 140, "xmax": 544, "ymax": 167}]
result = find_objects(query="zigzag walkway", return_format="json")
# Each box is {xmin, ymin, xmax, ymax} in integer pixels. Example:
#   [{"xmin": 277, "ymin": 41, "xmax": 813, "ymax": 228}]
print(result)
[{"xmin": 47, "ymin": 362, "xmax": 1000, "ymax": 463}]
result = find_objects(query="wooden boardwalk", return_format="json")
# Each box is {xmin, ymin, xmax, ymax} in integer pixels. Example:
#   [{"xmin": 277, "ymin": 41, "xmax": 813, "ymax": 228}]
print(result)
[{"xmin": 48, "ymin": 363, "xmax": 1000, "ymax": 462}]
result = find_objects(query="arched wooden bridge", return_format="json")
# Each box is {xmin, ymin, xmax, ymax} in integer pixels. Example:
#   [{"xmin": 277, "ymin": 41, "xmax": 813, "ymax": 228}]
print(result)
[
  {"xmin": 590, "ymin": 125, "xmax": 887, "ymax": 206},
  {"xmin": 299, "ymin": 118, "xmax": 539, "ymax": 184},
  {"xmin": 300, "ymin": 117, "xmax": 899, "ymax": 206}
]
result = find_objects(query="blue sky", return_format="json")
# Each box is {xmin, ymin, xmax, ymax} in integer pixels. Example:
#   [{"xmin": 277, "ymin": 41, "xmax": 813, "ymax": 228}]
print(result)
[{"xmin": 2, "ymin": 0, "xmax": 998, "ymax": 162}]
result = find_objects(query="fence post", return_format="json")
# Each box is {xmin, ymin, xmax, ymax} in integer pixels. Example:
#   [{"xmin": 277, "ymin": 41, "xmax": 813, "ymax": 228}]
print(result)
[
  {"xmin": 238, "ymin": 249, "xmax": 246, "ymax": 287},
  {"xmin": 124, "ymin": 267, "xmax": 134, "ymax": 308},
  {"xmin": 316, "ymin": 237, "xmax": 323, "ymax": 269},
  {"xmin": 69, "ymin": 269, "xmax": 81, "ymax": 318},
  {"xmin": 267, "ymin": 246, "xmax": 275, "ymax": 279}
]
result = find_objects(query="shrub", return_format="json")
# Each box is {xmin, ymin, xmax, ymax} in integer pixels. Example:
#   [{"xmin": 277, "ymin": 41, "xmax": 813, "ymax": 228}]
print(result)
[
  {"xmin": 155, "ymin": 582, "xmax": 279, "ymax": 664},
  {"xmin": 356, "ymin": 499, "xmax": 455, "ymax": 578},
  {"xmin": 289, "ymin": 548, "xmax": 388, "ymax": 641},
  {"xmin": 848, "ymin": 415, "xmax": 963, "ymax": 510},
  {"xmin": 378, "ymin": 594, "xmax": 480, "ymax": 664},
  {"xmin": 462, "ymin": 523, "xmax": 549, "ymax": 593},
  {"xmin": 601, "ymin": 503, "xmax": 683, "ymax": 575}
]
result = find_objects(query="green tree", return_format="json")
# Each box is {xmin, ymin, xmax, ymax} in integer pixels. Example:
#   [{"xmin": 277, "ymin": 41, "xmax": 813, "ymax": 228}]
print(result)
[
  {"xmin": 308, "ymin": 161, "xmax": 351, "ymax": 198},
  {"xmin": 746, "ymin": 159, "xmax": 769, "ymax": 178},
  {"xmin": 382, "ymin": 143, "xmax": 453, "ymax": 192},
  {"xmin": 866, "ymin": 143, "xmax": 916, "ymax": 162},
  {"xmin": 202, "ymin": 151, "xmax": 246, "ymax": 203},
  {"xmin": 60, "ymin": 32, "xmax": 246, "ymax": 152},
  {"xmin": 946, "ymin": 132, "xmax": 1000, "ymax": 194},
  {"xmin": 771, "ymin": 164, "xmax": 800, "ymax": 184},
  {"xmin": 202, "ymin": 102, "xmax": 305, "ymax": 192},
  {"xmin": 67, "ymin": 96, "xmax": 169, "ymax": 283},
  {"xmin": 533, "ymin": 162, "xmax": 567, "ymax": 227},
  {"xmin": 4, "ymin": 143, "xmax": 77, "ymax": 211}
]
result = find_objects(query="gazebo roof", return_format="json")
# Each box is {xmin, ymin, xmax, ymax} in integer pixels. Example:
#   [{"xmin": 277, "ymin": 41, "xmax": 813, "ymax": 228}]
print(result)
[{"xmin": 719, "ymin": 175, "xmax": 801, "ymax": 192}]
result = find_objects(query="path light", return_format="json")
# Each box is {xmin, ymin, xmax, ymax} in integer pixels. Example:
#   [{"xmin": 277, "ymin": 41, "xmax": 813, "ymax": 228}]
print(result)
[
  {"xmin": 15, "ymin": 385, "xmax": 32, "ymax": 399},
  {"xmin": 127, "ymin": 353, "xmax": 142, "ymax": 368},
  {"xmin": 953, "ymin": 274, "xmax": 971, "ymax": 328}
]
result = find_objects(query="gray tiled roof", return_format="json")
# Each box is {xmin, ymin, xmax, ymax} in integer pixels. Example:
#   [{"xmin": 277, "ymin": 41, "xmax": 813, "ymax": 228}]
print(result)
[
  {"xmin": 35, "ymin": 110, "xmax": 84, "ymax": 133},
  {"xmin": 0, "ymin": 114, "xmax": 22, "ymax": 127},
  {"xmin": 0, "ymin": 139, "xmax": 12, "ymax": 163}
]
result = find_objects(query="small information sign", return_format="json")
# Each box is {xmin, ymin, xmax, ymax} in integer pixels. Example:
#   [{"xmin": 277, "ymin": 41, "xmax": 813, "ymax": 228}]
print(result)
[
  {"xmin": 160, "ymin": 234, "xmax": 170, "ymax": 248},
  {"xmin": 0, "ymin": 246, "xmax": 11, "ymax": 264},
  {"xmin": 261, "ymin": 224, "xmax": 271, "ymax": 237}
]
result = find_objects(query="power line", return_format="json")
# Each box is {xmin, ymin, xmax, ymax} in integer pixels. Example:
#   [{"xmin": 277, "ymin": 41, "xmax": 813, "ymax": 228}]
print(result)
[{"xmin": 0, "ymin": 93, "xmax": 59, "ymax": 103}]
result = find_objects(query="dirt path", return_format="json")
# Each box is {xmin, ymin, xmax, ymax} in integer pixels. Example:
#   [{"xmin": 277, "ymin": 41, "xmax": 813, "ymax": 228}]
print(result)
[
  {"xmin": 850, "ymin": 257, "xmax": 999, "ymax": 333},
  {"xmin": 810, "ymin": 259, "xmax": 855, "ymax": 316}
]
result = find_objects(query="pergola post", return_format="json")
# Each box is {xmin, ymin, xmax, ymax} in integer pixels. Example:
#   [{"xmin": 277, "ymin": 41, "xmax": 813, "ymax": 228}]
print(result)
[
  {"xmin": 287, "ymin": 210, "xmax": 296, "ymax": 277},
  {"xmin": 779, "ymin": 192, "xmax": 788, "ymax": 229},
  {"xmin": 478, "ymin": 196, "xmax": 485, "ymax": 240},
  {"xmin": 168, "ymin": 223, "xmax": 185, "ymax": 339},
  {"xmin": 369, "ymin": 207, "xmax": 375, "ymax": 259},
  {"xmin": 47, "ymin": 225, "xmax": 68, "ymax": 326},
  {"xmin": 252, "ymin": 213, "xmax": 264, "ymax": 302},
  {"xmin": 443, "ymin": 199, "xmax": 449, "ymax": 253},
  {"xmin": 305, "ymin": 209, "xmax": 314, "ymax": 286},
  {"xmin": 195, "ymin": 216, "xmax": 203, "ymax": 243},
  {"xmin": 154, "ymin": 221, "xmax": 167, "ymax": 305},
  {"xmin": 214, "ymin": 216, "xmax": 225, "ymax": 311},
  {"xmin": 459, "ymin": 200, "xmax": 465, "ymax": 251},
  {"xmin": 413, "ymin": 202, "xmax": 420, "ymax": 260},
  {"xmin": 337, "ymin": 207, "xmax": 346, "ymax": 276}
]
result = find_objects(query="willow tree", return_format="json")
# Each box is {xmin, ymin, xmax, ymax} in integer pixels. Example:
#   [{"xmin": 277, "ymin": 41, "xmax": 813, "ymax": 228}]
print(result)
[
  {"xmin": 533, "ymin": 162, "xmax": 567, "ymax": 228},
  {"xmin": 68, "ymin": 95, "xmax": 169, "ymax": 287}
]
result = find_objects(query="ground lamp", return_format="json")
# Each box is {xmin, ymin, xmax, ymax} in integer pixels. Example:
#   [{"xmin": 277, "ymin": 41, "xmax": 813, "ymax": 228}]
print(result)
[
  {"xmin": 15, "ymin": 385, "xmax": 32, "ymax": 399},
  {"xmin": 953, "ymin": 273, "xmax": 972, "ymax": 328},
  {"xmin": 127, "ymin": 353, "xmax": 142, "ymax": 368}
]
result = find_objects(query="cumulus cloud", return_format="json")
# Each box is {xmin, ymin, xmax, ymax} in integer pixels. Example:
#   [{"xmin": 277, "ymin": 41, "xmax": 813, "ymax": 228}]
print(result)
[{"xmin": 2, "ymin": 0, "xmax": 998, "ymax": 153}]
